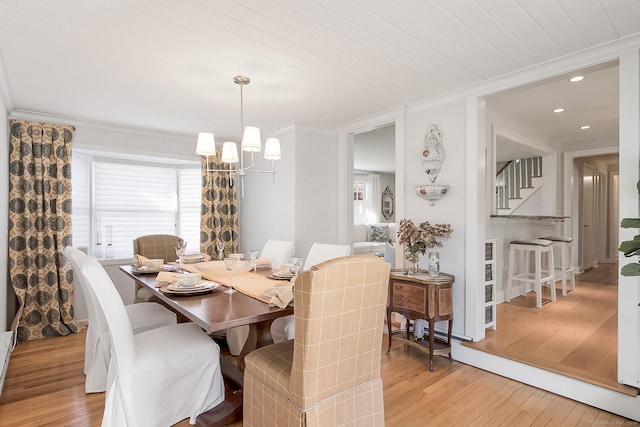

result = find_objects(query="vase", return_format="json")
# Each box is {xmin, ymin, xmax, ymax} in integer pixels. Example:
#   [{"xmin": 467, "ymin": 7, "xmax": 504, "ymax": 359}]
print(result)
[
  {"xmin": 427, "ymin": 251, "xmax": 440, "ymax": 277},
  {"xmin": 406, "ymin": 255, "xmax": 421, "ymax": 274}
]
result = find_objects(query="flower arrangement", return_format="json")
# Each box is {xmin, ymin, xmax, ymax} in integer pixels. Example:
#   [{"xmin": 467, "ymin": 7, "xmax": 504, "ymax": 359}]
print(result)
[{"xmin": 397, "ymin": 219, "xmax": 453, "ymax": 271}]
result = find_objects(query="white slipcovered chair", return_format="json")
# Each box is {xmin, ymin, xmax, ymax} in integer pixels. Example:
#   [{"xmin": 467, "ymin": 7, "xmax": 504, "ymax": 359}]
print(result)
[
  {"xmin": 76, "ymin": 253, "xmax": 225, "ymax": 427},
  {"xmin": 259, "ymin": 239, "xmax": 295, "ymax": 269},
  {"xmin": 270, "ymin": 242, "xmax": 352, "ymax": 343},
  {"xmin": 226, "ymin": 239, "xmax": 295, "ymax": 355},
  {"xmin": 64, "ymin": 246, "xmax": 177, "ymax": 393}
]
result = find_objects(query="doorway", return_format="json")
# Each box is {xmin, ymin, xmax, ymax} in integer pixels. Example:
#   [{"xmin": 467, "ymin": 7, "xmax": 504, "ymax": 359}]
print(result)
[
  {"xmin": 353, "ymin": 124, "xmax": 396, "ymax": 226},
  {"xmin": 481, "ymin": 62, "xmax": 621, "ymax": 389},
  {"xmin": 336, "ymin": 109, "xmax": 405, "ymax": 266},
  {"xmin": 581, "ymin": 162, "xmax": 598, "ymax": 271}
]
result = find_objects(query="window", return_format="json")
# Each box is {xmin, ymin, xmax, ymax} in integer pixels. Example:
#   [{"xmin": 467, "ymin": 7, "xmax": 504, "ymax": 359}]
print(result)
[
  {"xmin": 71, "ymin": 152, "xmax": 201, "ymax": 259},
  {"xmin": 353, "ymin": 178, "xmax": 368, "ymax": 223},
  {"xmin": 353, "ymin": 182, "xmax": 366, "ymax": 201}
]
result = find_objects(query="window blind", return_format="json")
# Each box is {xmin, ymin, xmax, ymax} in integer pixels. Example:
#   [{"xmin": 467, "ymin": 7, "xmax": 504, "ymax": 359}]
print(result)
[
  {"xmin": 177, "ymin": 169, "xmax": 202, "ymax": 253},
  {"xmin": 71, "ymin": 154, "xmax": 201, "ymax": 259}
]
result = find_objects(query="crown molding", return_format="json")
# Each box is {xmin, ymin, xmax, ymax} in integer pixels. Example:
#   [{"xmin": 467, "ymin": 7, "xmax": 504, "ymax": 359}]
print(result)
[
  {"xmin": 407, "ymin": 33, "xmax": 640, "ymax": 116},
  {"xmin": 9, "ymin": 108, "xmax": 193, "ymax": 140}
]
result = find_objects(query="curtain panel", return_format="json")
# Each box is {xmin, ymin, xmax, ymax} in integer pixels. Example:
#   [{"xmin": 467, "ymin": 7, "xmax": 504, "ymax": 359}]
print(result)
[
  {"xmin": 8, "ymin": 120, "xmax": 81, "ymax": 341},
  {"xmin": 200, "ymin": 155, "xmax": 238, "ymax": 258}
]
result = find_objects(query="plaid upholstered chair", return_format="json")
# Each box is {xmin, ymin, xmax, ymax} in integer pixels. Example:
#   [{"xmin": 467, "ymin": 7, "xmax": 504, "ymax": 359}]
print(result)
[
  {"xmin": 270, "ymin": 242, "xmax": 352, "ymax": 343},
  {"xmin": 243, "ymin": 254, "xmax": 390, "ymax": 426},
  {"xmin": 132, "ymin": 234, "xmax": 181, "ymax": 303}
]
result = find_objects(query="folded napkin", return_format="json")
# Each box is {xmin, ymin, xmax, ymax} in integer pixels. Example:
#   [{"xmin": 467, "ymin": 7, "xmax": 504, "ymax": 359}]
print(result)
[
  {"xmin": 156, "ymin": 271, "xmax": 177, "ymax": 284},
  {"xmin": 272, "ymin": 268, "xmax": 294, "ymax": 277},
  {"xmin": 256, "ymin": 257, "xmax": 272, "ymax": 269},
  {"xmin": 135, "ymin": 254, "xmax": 165, "ymax": 268},
  {"xmin": 260, "ymin": 284, "xmax": 294, "ymax": 308}
]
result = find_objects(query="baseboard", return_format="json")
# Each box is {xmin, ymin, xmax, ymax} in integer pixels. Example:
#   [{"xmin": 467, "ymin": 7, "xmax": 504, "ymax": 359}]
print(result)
[{"xmin": 0, "ymin": 331, "xmax": 14, "ymax": 397}]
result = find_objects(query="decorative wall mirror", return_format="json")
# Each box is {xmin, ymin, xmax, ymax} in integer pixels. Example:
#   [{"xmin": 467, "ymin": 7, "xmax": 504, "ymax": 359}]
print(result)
[{"xmin": 381, "ymin": 186, "xmax": 394, "ymax": 220}]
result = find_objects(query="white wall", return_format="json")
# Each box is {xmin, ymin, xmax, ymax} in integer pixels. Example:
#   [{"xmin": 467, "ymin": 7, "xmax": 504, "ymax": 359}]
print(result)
[
  {"xmin": 73, "ymin": 122, "xmax": 197, "ymax": 162},
  {"xmin": 238, "ymin": 125, "xmax": 339, "ymax": 262},
  {"xmin": 402, "ymin": 99, "xmax": 468, "ymax": 336},
  {"xmin": 617, "ymin": 51, "xmax": 640, "ymax": 389},
  {"xmin": 238, "ymin": 126, "xmax": 296, "ymax": 255},
  {"xmin": 293, "ymin": 127, "xmax": 340, "ymax": 258}
]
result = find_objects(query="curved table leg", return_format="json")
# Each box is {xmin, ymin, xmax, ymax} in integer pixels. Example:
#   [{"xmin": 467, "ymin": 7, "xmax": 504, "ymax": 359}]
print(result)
[
  {"xmin": 197, "ymin": 319, "xmax": 277, "ymax": 426},
  {"xmin": 237, "ymin": 319, "xmax": 275, "ymax": 372}
]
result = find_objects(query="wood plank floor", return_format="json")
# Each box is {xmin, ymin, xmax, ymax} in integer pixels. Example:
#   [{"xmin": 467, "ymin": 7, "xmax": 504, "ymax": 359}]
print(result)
[
  {"xmin": 465, "ymin": 262, "xmax": 637, "ymax": 396},
  {"xmin": 0, "ymin": 326, "xmax": 635, "ymax": 426}
]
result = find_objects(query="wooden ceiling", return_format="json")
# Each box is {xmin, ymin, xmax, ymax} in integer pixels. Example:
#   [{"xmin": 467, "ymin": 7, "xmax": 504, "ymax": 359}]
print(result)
[{"xmin": 0, "ymin": 1, "xmax": 638, "ymax": 143}]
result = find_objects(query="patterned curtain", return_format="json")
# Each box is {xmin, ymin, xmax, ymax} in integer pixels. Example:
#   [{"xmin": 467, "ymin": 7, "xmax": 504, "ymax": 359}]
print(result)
[
  {"xmin": 200, "ymin": 154, "xmax": 238, "ymax": 258},
  {"xmin": 8, "ymin": 120, "xmax": 81, "ymax": 341}
]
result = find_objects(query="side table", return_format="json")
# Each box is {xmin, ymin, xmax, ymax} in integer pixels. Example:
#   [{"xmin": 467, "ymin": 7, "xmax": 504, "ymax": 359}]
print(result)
[{"xmin": 386, "ymin": 270, "xmax": 455, "ymax": 371}]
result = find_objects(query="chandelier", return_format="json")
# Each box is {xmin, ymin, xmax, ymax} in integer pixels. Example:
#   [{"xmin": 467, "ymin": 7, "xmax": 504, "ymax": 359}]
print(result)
[{"xmin": 195, "ymin": 75, "xmax": 281, "ymax": 197}]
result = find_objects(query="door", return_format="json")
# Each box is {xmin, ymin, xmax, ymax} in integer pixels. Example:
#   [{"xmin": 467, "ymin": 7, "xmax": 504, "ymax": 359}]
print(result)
[{"xmin": 580, "ymin": 163, "xmax": 598, "ymax": 270}]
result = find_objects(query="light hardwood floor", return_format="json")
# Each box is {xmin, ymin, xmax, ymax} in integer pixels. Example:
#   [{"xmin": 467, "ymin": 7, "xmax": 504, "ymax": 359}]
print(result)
[
  {"xmin": 465, "ymin": 262, "xmax": 637, "ymax": 397},
  {"xmin": 0, "ymin": 326, "xmax": 635, "ymax": 426}
]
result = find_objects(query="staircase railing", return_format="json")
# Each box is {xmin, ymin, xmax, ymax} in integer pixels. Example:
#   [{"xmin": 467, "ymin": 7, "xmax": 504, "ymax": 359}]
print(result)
[{"xmin": 496, "ymin": 156, "xmax": 542, "ymax": 210}]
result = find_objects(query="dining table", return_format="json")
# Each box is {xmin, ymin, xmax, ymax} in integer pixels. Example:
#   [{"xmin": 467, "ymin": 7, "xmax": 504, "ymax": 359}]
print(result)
[{"xmin": 119, "ymin": 262, "xmax": 295, "ymax": 426}]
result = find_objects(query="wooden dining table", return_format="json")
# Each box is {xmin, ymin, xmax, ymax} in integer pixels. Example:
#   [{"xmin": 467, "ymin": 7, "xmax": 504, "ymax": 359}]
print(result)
[
  {"xmin": 119, "ymin": 264, "xmax": 293, "ymax": 370},
  {"xmin": 119, "ymin": 264, "xmax": 294, "ymax": 426}
]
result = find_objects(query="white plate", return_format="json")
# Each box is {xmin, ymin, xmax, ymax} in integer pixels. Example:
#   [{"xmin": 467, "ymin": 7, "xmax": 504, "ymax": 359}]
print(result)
[
  {"xmin": 272, "ymin": 270, "xmax": 294, "ymax": 278},
  {"xmin": 183, "ymin": 253, "xmax": 206, "ymax": 264},
  {"xmin": 132, "ymin": 265, "xmax": 168, "ymax": 274},
  {"xmin": 160, "ymin": 282, "xmax": 220, "ymax": 296},
  {"xmin": 167, "ymin": 281, "xmax": 219, "ymax": 292}
]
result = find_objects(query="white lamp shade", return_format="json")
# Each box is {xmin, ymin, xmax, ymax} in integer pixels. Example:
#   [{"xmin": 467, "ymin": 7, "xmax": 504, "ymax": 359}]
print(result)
[
  {"xmin": 221, "ymin": 142, "xmax": 239, "ymax": 163},
  {"xmin": 196, "ymin": 132, "xmax": 216, "ymax": 156},
  {"xmin": 264, "ymin": 138, "xmax": 281, "ymax": 160},
  {"xmin": 241, "ymin": 126, "xmax": 262, "ymax": 152}
]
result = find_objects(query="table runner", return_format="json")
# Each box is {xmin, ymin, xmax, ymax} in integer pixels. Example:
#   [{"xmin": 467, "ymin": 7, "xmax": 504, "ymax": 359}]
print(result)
[{"xmin": 178, "ymin": 264, "xmax": 293, "ymax": 306}]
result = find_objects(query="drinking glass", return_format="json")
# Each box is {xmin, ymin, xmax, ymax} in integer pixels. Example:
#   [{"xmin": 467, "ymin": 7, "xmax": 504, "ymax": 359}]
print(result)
[
  {"xmin": 216, "ymin": 241, "xmax": 225, "ymax": 260},
  {"xmin": 289, "ymin": 256, "xmax": 302, "ymax": 276},
  {"xmin": 175, "ymin": 241, "xmax": 187, "ymax": 266},
  {"xmin": 249, "ymin": 249, "xmax": 260, "ymax": 279},
  {"xmin": 224, "ymin": 257, "xmax": 238, "ymax": 294}
]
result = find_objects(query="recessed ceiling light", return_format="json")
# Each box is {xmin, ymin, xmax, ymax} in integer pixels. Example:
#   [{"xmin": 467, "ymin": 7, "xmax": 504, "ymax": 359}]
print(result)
[
  {"xmin": 580, "ymin": 125, "xmax": 590, "ymax": 130},
  {"xmin": 553, "ymin": 108, "xmax": 564, "ymax": 113},
  {"xmin": 569, "ymin": 75, "xmax": 584, "ymax": 83}
]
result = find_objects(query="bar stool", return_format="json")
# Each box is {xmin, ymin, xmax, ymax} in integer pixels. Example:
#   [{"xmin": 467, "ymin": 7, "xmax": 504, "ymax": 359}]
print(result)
[
  {"xmin": 506, "ymin": 238, "xmax": 556, "ymax": 309},
  {"xmin": 541, "ymin": 235, "xmax": 575, "ymax": 296}
]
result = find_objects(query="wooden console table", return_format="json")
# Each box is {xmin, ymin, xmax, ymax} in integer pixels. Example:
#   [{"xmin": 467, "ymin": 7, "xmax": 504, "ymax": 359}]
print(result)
[{"xmin": 386, "ymin": 270, "xmax": 455, "ymax": 371}]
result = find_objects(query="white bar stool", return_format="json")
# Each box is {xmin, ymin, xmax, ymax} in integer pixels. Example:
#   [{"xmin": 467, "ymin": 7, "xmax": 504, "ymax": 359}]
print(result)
[
  {"xmin": 541, "ymin": 235, "xmax": 575, "ymax": 296},
  {"xmin": 506, "ymin": 238, "xmax": 556, "ymax": 309}
]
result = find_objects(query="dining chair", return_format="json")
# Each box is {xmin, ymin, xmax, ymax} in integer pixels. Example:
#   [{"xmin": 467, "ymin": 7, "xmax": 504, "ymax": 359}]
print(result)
[
  {"xmin": 302, "ymin": 242, "xmax": 353, "ymax": 270},
  {"xmin": 259, "ymin": 239, "xmax": 295, "ymax": 268},
  {"xmin": 132, "ymin": 234, "xmax": 182, "ymax": 303},
  {"xmin": 76, "ymin": 253, "xmax": 225, "ymax": 427},
  {"xmin": 226, "ymin": 238, "xmax": 295, "ymax": 356},
  {"xmin": 270, "ymin": 242, "xmax": 352, "ymax": 343},
  {"xmin": 64, "ymin": 246, "xmax": 178, "ymax": 393},
  {"xmin": 244, "ymin": 254, "xmax": 390, "ymax": 426}
]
